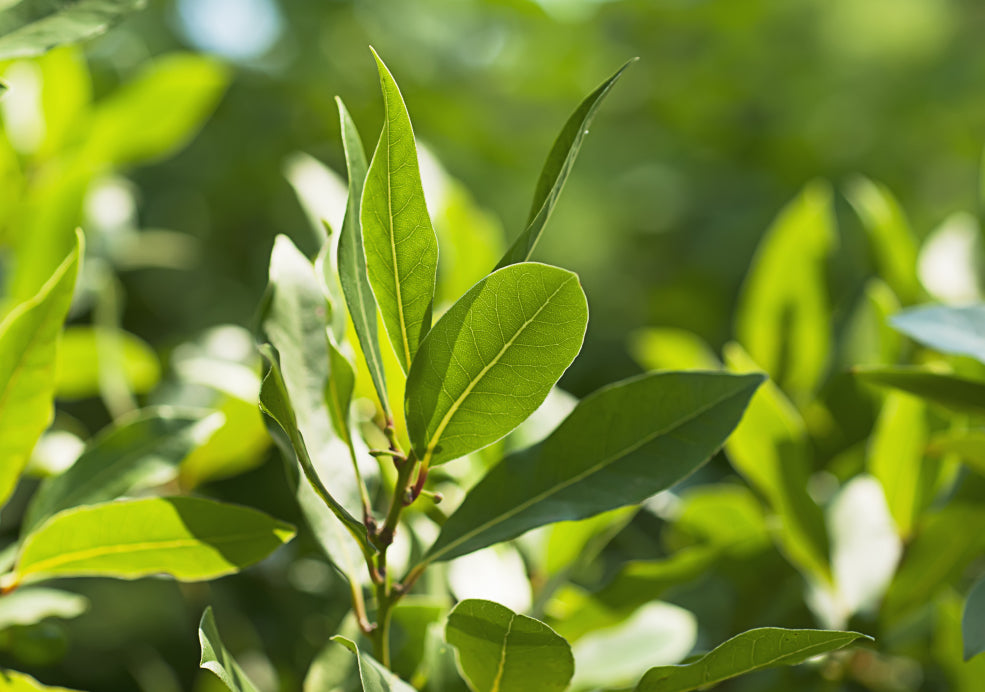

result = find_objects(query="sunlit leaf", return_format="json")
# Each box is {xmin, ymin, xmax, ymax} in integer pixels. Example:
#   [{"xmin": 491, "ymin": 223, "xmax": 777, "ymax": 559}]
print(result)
[
  {"xmin": 54, "ymin": 326, "xmax": 160, "ymax": 399},
  {"xmin": 331, "ymin": 636, "xmax": 417, "ymax": 692},
  {"xmin": 0, "ymin": 588, "xmax": 87, "ymax": 630},
  {"xmin": 0, "ymin": 0, "xmax": 145, "ymax": 59},
  {"xmin": 405, "ymin": 262, "xmax": 587, "ymax": 468},
  {"xmin": 852, "ymin": 366, "xmax": 985, "ymax": 416},
  {"xmin": 628, "ymin": 327, "xmax": 718, "ymax": 372},
  {"xmin": 199, "ymin": 606, "xmax": 261, "ymax": 692},
  {"xmin": 0, "ymin": 669, "xmax": 80, "ymax": 691},
  {"xmin": 927, "ymin": 429, "xmax": 985, "ymax": 476},
  {"xmin": 839, "ymin": 279, "xmax": 902, "ymax": 368},
  {"xmin": 890, "ymin": 304, "xmax": 985, "ymax": 364}
]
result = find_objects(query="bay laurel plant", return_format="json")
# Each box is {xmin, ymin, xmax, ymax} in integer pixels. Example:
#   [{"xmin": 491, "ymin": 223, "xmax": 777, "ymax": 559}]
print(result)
[{"xmin": 240, "ymin": 50, "xmax": 872, "ymax": 690}]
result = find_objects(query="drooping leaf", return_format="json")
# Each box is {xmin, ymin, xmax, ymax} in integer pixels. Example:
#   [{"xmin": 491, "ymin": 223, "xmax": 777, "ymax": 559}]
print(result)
[
  {"xmin": 496, "ymin": 59, "xmax": 635, "ymax": 269},
  {"xmin": 445, "ymin": 599, "xmax": 574, "ymax": 692},
  {"xmin": 6, "ymin": 497, "xmax": 295, "ymax": 588},
  {"xmin": 0, "ymin": 588, "xmax": 88, "ymax": 630},
  {"xmin": 425, "ymin": 371, "xmax": 763, "ymax": 563},
  {"xmin": 405, "ymin": 262, "xmax": 588, "ymax": 468},
  {"xmin": 0, "ymin": 669, "xmax": 80, "ymax": 691},
  {"xmin": 336, "ymin": 97, "xmax": 390, "ymax": 416},
  {"xmin": 199, "ymin": 606, "xmax": 261, "ymax": 692},
  {"xmin": 633, "ymin": 628, "xmax": 871, "ymax": 692},
  {"xmin": 54, "ymin": 326, "xmax": 160, "ymax": 399},
  {"xmin": 735, "ymin": 182, "xmax": 836, "ymax": 401},
  {"xmin": 0, "ymin": 231, "xmax": 81, "ymax": 511},
  {"xmin": 852, "ymin": 366, "xmax": 985, "ymax": 416},
  {"xmin": 890, "ymin": 304, "xmax": 985, "ymax": 364},
  {"xmin": 331, "ymin": 636, "xmax": 417, "ymax": 692},
  {"xmin": 724, "ymin": 342, "xmax": 831, "ymax": 583},
  {"xmin": 360, "ymin": 48, "xmax": 438, "ymax": 373},
  {"xmin": 22, "ymin": 408, "xmax": 222, "ymax": 532},
  {"xmin": 0, "ymin": 0, "xmax": 145, "ymax": 59}
]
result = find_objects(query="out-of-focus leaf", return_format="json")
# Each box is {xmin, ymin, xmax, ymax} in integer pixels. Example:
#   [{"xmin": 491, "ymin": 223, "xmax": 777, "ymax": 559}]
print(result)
[
  {"xmin": 325, "ymin": 339, "xmax": 356, "ymax": 446},
  {"xmin": 84, "ymin": 53, "xmax": 229, "ymax": 166},
  {"xmin": 840, "ymin": 279, "xmax": 902, "ymax": 368},
  {"xmin": 846, "ymin": 176, "xmax": 921, "ymax": 303},
  {"xmin": 0, "ymin": 231, "xmax": 81, "ymax": 511},
  {"xmin": 866, "ymin": 392, "xmax": 931, "ymax": 538},
  {"xmin": 571, "ymin": 602, "xmax": 696, "ymax": 691},
  {"xmin": 54, "ymin": 326, "xmax": 160, "ymax": 399},
  {"xmin": 634, "ymin": 628, "xmax": 871, "ymax": 692},
  {"xmin": 361, "ymin": 49, "xmax": 438, "ymax": 373},
  {"xmin": 336, "ymin": 97, "xmax": 390, "ymax": 416},
  {"xmin": 405, "ymin": 262, "xmax": 588, "ymax": 468},
  {"xmin": 962, "ymin": 576, "xmax": 985, "ymax": 661},
  {"xmin": 917, "ymin": 213, "xmax": 983, "ymax": 304},
  {"xmin": 6, "ymin": 497, "xmax": 294, "ymax": 588},
  {"xmin": 0, "ymin": 0, "xmax": 145, "ymax": 59},
  {"xmin": 852, "ymin": 366, "xmax": 985, "ymax": 416},
  {"xmin": 0, "ymin": 669, "xmax": 79, "ymax": 691},
  {"xmin": 390, "ymin": 597, "xmax": 448, "ymax": 684},
  {"xmin": 0, "ymin": 588, "xmax": 88, "ymax": 630},
  {"xmin": 448, "ymin": 545, "xmax": 532, "ymax": 615},
  {"xmin": 331, "ymin": 636, "xmax": 417, "ymax": 692},
  {"xmin": 735, "ymin": 182, "xmax": 836, "ymax": 401},
  {"xmin": 928, "ymin": 429, "xmax": 985, "ymax": 476},
  {"xmin": 303, "ymin": 614, "xmax": 361, "ymax": 692},
  {"xmin": 180, "ymin": 396, "xmax": 270, "ymax": 487},
  {"xmin": 936, "ymin": 592, "xmax": 985, "ymax": 691},
  {"xmin": 628, "ymin": 327, "xmax": 719, "ymax": 372},
  {"xmin": 426, "ymin": 371, "xmax": 763, "ymax": 563},
  {"xmin": 544, "ymin": 505, "xmax": 637, "ymax": 578},
  {"xmin": 199, "ymin": 606, "xmax": 261, "ymax": 692},
  {"xmin": 890, "ymin": 304, "xmax": 985, "ymax": 363},
  {"xmin": 496, "ymin": 59, "xmax": 635, "ymax": 269},
  {"xmin": 418, "ymin": 621, "xmax": 469, "ymax": 692},
  {"xmin": 724, "ymin": 342, "xmax": 830, "ymax": 584},
  {"xmin": 37, "ymin": 47, "xmax": 91, "ymax": 158},
  {"xmin": 446, "ymin": 599, "xmax": 574, "ymax": 692},
  {"xmin": 22, "ymin": 408, "xmax": 222, "ymax": 532}
]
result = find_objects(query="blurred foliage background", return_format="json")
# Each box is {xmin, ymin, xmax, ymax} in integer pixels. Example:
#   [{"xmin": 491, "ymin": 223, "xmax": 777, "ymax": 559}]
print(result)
[{"xmin": 3, "ymin": 0, "xmax": 985, "ymax": 690}]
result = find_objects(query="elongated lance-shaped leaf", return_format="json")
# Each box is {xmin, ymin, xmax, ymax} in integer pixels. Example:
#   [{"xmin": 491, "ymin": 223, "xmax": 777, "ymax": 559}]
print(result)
[
  {"xmin": 445, "ymin": 599, "xmax": 574, "ymax": 692},
  {"xmin": 331, "ymin": 636, "xmax": 418, "ymax": 692},
  {"xmin": 890, "ymin": 304, "xmax": 985, "ymax": 364},
  {"xmin": 853, "ymin": 366, "xmax": 985, "ymax": 416},
  {"xmin": 424, "ymin": 371, "xmax": 763, "ymax": 563},
  {"xmin": 405, "ymin": 262, "xmax": 588, "ymax": 468},
  {"xmin": 496, "ymin": 59, "xmax": 635, "ymax": 269},
  {"xmin": 23, "ymin": 408, "xmax": 222, "ymax": 533},
  {"xmin": 963, "ymin": 575, "xmax": 985, "ymax": 660},
  {"xmin": 0, "ymin": 230, "xmax": 82, "ymax": 511},
  {"xmin": 4, "ymin": 497, "xmax": 294, "ymax": 589},
  {"xmin": 199, "ymin": 607, "xmax": 261, "ymax": 692},
  {"xmin": 634, "ymin": 628, "xmax": 872, "ymax": 692},
  {"xmin": 325, "ymin": 338, "xmax": 357, "ymax": 447},
  {"xmin": 0, "ymin": 0, "xmax": 145, "ymax": 59},
  {"xmin": 361, "ymin": 48, "xmax": 438, "ymax": 373},
  {"xmin": 336, "ymin": 97, "xmax": 390, "ymax": 416}
]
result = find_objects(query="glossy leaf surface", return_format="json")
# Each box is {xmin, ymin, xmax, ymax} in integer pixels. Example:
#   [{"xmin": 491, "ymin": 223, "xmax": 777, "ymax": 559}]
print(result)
[
  {"xmin": 405, "ymin": 262, "xmax": 587, "ymax": 467},
  {"xmin": 0, "ymin": 0, "xmax": 144, "ymax": 59},
  {"xmin": 427, "ymin": 371, "xmax": 763, "ymax": 563},
  {"xmin": 199, "ymin": 606, "xmax": 261, "ymax": 692}
]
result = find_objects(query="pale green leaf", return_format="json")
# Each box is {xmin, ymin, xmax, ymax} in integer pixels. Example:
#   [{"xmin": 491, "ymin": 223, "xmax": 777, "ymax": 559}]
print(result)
[
  {"xmin": 496, "ymin": 59, "xmax": 635, "ymax": 269},
  {"xmin": 0, "ymin": 231, "xmax": 81, "ymax": 511},
  {"xmin": 180, "ymin": 396, "xmax": 271, "ymax": 488},
  {"xmin": 54, "ymin": 326, "xmax": 160, "ymax": 399},
  {"xmin": 325, "ymin": 338, "xmax": 356, "ymax": 447},
  {"xmin": 445, "ymin": 599, "xmax": 574, "ymax": 692},
  {"xmin": 852, "ymin": 366, "xmax": 985, "ymax": 416},
  {"xmin": 7, "ymin": 496, "xmax": 295, "ymax": 588},
  {"xmin": 891, "ymin": 304, "xmax": 985, "ymax": 364},
  {"xmin": 426, "ymin": 371, "xmax": 763, "ymax": 563},
  {"xmin": 628, "ymin": 327, "xmax": 719, "ymax": 372},
  {"xmin": 331, "ymin": 636, "xmax": 417, "ymax": 692},
  {"xmin": 839, "ymin": 279, "xmax": 902, "ymax": 368},
  {"xmin": 405, "ymin": 262, "xmax": 588, "ymax": 468},
  {"xmin": 927, "ymin": 429, "xmax": 985, "ymax": 476},
  {"xmin": 199, "ymin": 606, "xmax": 261, "ymax": 692},
  {"xmin": 0, "ymin": 588, "xmax": 88, "ymax": 630},
  {"xmin": 0, "ymin": 0, "xmax": 144, "ymax": 59},
  {"xmin": 634, "ymin": 628, "xmax": 871, "ymax": 692},
  {"xmin": 336, "ymin": 97, "xmax": 390, "ymax": 416},
  {"xmin": 0, "ymin": 669, "xmax": 80, "ymax": 691},
  {"xmin": 22, "ymin": 408, "xmax": 222, "ymax": 532},
  {"xmin": 361, "ymin": 48, "xmax": 438, "ymax": 372}
]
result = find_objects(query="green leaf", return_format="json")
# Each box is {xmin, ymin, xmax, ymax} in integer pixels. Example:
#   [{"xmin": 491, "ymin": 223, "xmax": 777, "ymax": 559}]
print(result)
[
  {"xmin": 199, "ymin": 606, "xmax": 261, "ymax": 692},
  {"xmin": 0, "ymin": 588, "xmax": 88, "ymax": 630},
  {"xmin": 852, "ymin": 366, "xmax": 985, "ymax": 416},
  {"xmin": 839, "ymin": 279, "xmax": 902, "ymax": 368},
  {"xmin": 331, "ymin": 636, "xmax": 417, "ymax": 692},
  {"xmin": 963, "ymin": 576, "xmax": 985, "ymax": 661},
  {"xmin": 426, "ymin": 371, "xmax": 763, "ymax": 563},
  {"xmin": 927, "ymin": 429, "xmax": 985, "ymax": 476},
  {"xmin": 445, "ymin": 599, "xmax": 574, "ymax": 692},
  {"xmin": 84, "ymin": 53, "xmax": 229, "ymax": 166},
  {"xmin": 723, "ymin": 343, "xmax": 831, "ymax": 583},
  {"xmin": 54, "ymin": 326, "xmax": 160, "ymax": 399},
  {"xmin": 735, "ymin": 182, "xmax": 836, "ymax": 401},
  {"xmin": 22, "ymin": 408, "xmax": 222, "ymax": 532},
  {"xmin": 0, "ymin": 0, "xmax": 145, "ymax": 59},
  {"xmin": 628, "ymin": 327, "xmax": 719, "ymax": 372},
  {"xmin": 495, "ymin": 59, "xmax": 635, "ymax": 269},
  {"xmin": 336, "ymin": 97, "xmax": 390, "ymax": 416},
  {"xmin": 634, "ymin": 628, "xmax": 871, "ymax": 692},
  {"xmin": 5, "ymin": 496, "xmax": 295, "ymax": 588},
  {"xmin": 325, "ymin": 338, "xmax": 356, "ymax": 447},
  {"xmin": 0, "ymin": 670, "xmax": 80, "ymax": 691},
  {"xmin": 405, "ymin": 262, "xmax": 588, "ymax": 468},
  {"xmin": 361, "ymin": 48, "xmax": 438, "ymax": 373},
  {"xmin": 0, "ymin": 231, "xmax": 81, "ymax": 511},
  {"xmin": 890, "ymin": 304, "xmax": 985, "ymax": 364}
]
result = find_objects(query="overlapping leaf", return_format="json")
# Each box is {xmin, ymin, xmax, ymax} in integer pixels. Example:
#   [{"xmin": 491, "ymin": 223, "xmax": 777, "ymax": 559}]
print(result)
[
  {"xmin": 199, "ymin": 607, "xmax": 261, "ymax": 692},
  {"xmin": 0, "ymin": 0, "xmax": 145, "ymax": 59}
]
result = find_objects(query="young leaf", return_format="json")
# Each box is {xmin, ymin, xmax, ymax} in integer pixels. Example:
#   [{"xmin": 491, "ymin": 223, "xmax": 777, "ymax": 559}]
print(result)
[
  {"xmin": 852, "ymin": 366, "xmax": 985, "ymax": 416},
  {"xmin": 0, "ymin": 588, "xmax": 88, "ymax": 630},
  {"xmin": 496, "ymin": 59, "xmax": 635, "ymax": 269},
  {"xmin": 22, "ymin": 408, "xmax": 222, "ymax": 532},
  {"xmin": 0, "ymin": 669, "xmax": 80, "ymax": 691},
  {"xmin": 0, "ymin": 0, "xmax": 145, "ymax": 59},
  {"xmin": 7, "ymin": 497, "xmax": 295, "ymax": 588},
  {"xmin": 199, "ymin": 606, "xmax": 261, "ymax": 692},
  {"xmin": 331, "ymin": 636, "xmax": 417, "ymax": 692},
  {"xmin": 0, "ymin": 231, "xmax": 81, "ymax": 511},
  {"xmin": 445, "ymin": 599, "xmax": 574, "ymax": 692},
  {"xmin": 336, "ymin": 97, "xmax": 390, "ymax": 416},
  {"xmin": 425, "ymin": 371, "xmax": 763, "ymax": 563},
  {"xmin": 361, "ymin": 48, "xmax": 439, "ymax": 373},
  {"xmin": 633, "ymin": 627, "xmax": 872, "ymax": 692},
  {"xmin": 325, "ymin": 339, "xmax": 357, "ymax": 447},
  {"xmin": 890, "ymin": 304, "xmax": 985, "ymax": 364},
  {"xmin": 405, "ymin": 262, "xmax": 588, "ymax": 468},
  {"xmin": 963, "ymin": 576, "xmax": 985, "ymax": 661}
]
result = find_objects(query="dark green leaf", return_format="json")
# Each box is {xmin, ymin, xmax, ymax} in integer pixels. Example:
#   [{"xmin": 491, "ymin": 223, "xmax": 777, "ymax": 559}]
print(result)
[
  {"xmin": 0, "ymin": 0, "xmax": 145, "ymax": 59},
  {"xmin": 325, "ymin": 339, "xmax": 356, "ymax": 447},
  {"xmin": 852, "ymin": 366, "xmax": 985, "ymax": 416},
  {"xmin": 891, "ymin": 304, "xmax": 985, "ymax": 363},
  {"xmin": 199, "ymin": 606, "xmax": 261, "ymax": 692},
  {"xmin": 963, "ymin": 576, "xmax": 985, "ymax": 660}
]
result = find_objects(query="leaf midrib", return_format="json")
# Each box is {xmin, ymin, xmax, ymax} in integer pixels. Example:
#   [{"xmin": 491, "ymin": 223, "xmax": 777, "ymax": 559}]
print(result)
[
  {"xmin": 382, "ymin": 88, "xmax": 412, "ymax": 368},
  {"xmin": 490, "ymin": 612, "xmax": 516, "ymax": 692}
]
